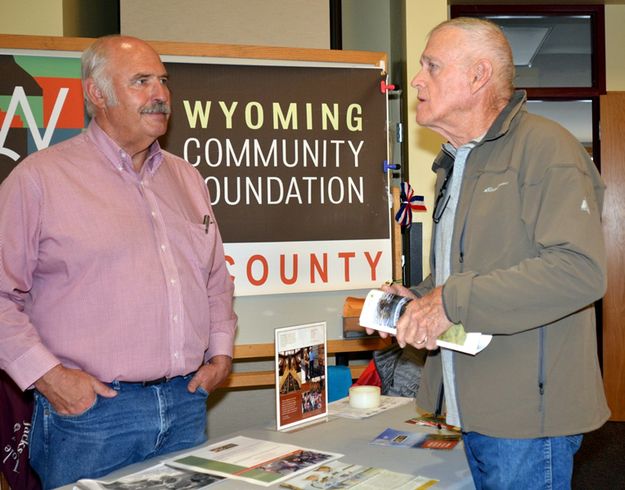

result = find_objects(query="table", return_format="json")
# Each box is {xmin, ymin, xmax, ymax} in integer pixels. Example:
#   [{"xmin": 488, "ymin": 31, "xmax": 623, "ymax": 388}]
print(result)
[{"xmin": 62, "ymin": 401, "xmax": 474, "ymax": 489}]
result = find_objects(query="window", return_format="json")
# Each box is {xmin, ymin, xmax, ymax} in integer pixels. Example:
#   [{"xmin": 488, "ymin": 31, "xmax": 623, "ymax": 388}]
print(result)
[{"xmin": 450, "ymin": 4, "xmax": 605, "ymax": 166}]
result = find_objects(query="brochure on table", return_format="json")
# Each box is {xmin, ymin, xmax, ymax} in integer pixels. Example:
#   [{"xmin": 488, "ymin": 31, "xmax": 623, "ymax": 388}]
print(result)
[
  {"xmin": 280, "ymin": 459, "xmax": 438, "ymax": 490},
  {"xmin": 359, "ymin": 289, "xmax": 492, "ymax": 355},
  {"xmin": 74, "ymin": 462, "xmax": 223, "ymax": 489},
  {"xmin": 370, "ymin": 428, "xmax": 461, "ymax": 450},
  {"xmin": 275, "ymin": 322, "xmax": 328, "ymax": 431},
  {"xmin": 166, "ymin": 435, "xmax": 342, "ymax": 487}
]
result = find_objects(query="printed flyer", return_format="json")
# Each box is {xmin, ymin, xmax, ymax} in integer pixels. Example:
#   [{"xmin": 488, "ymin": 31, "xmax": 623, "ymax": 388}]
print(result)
[{"xmin": 275, "ymin": 322, "xmax": 328, "ymax": 431}]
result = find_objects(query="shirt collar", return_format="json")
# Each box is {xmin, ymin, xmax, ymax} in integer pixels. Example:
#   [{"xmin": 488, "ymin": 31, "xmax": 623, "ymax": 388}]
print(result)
[
  {"xmin": 86, "ymin": 120, "xmax": 164, "ymax": 175},
  {"xmin": 443, "ymin": 134, "xmax": 483, "ymax": 157}
]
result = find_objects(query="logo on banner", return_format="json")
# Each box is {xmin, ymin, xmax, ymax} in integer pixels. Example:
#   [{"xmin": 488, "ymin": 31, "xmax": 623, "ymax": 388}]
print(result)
[{"xmin": 0, "ymin": 86, "xmax": 69, "ymax": 161}]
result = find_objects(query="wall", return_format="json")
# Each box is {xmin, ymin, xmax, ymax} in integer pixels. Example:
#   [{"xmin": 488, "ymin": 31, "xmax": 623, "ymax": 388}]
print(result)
[
  {"xmin": 403, "ymin": 1, "xmax": 447, "ymax": 279},
  {"xmin": 342, "ymin": 0, "xmax": 391, "ymax": 74},
  {"xmin": 606, "ymin": 5, "xmax": 625, "ymax": 90},
  {"xmin": 0, "ymin": 0, "xmax": 64, "ymax": 35},
  {"xmin": 120, "ymin": 0, "xmax": 329, "ymax": 49}
]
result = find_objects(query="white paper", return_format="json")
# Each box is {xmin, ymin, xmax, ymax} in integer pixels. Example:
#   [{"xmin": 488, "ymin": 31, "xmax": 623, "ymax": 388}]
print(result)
[
  {"xmin": 73, "ymin": 462, "xmax": 223, "ymax": 489},
  {"xmin": 166, "ymin": 435, "xmax": 342, "ymax": 487},
  {"xmin": 280, "ymin": 459, "xmax": 438, "ymax": 490}
]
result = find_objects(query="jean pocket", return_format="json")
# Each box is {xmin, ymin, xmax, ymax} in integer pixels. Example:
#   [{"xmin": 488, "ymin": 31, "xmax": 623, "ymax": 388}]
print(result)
[
  {"xmin": 195, "ymin": 386, "xmax": 209, "ymax": 398},
  {"xmin": 48, "ymin": 394, "xmax": 99, "ymax": 420},
  {"xmin": 566, "ymin": 434, "xmax": 583, "ymax": 453}
]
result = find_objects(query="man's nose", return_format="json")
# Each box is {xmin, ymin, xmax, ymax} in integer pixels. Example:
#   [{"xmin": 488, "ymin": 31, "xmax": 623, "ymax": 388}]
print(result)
[
  {"xmin": 410, "ymin": 71, "xmax": 424, "ymax": 89},
  {"xmin": 152, "ymin": 80, "xmax": 169, "ymax": 101}
]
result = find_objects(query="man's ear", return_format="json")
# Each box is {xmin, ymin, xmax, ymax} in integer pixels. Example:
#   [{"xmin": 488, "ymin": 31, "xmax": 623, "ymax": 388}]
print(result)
[
  {"xmin": 84, "ymin": 78, "xmax": 106, "ymax": 110},
  {"xmin": 471, "ymin": 59, "xmax": 493, "ymax": 93}
]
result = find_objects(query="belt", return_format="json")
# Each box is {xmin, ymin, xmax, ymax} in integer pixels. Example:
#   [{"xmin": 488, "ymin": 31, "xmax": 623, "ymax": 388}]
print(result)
[
  {"xmin": 120, "ymin": 376, "xmax": 169, "ymax": 387},
  {"xmin": 116, "ymin": 372, "xmax": 194, "ymax": 387}
]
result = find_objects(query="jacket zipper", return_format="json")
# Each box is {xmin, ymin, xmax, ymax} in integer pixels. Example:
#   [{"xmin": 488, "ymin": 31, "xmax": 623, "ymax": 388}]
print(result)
[
  {"xmin": 538, "ymin": 326, "xmax": 546, "ymax": 433},
  {"xmin": 459, "ymin": 222, "xmax": 466, "ymax": 266}
]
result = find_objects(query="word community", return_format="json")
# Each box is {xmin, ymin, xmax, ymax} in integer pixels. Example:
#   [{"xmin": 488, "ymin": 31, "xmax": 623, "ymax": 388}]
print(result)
[{"xmin": 184, "ymin": 138, "xmax": 365, "ymax": 168}]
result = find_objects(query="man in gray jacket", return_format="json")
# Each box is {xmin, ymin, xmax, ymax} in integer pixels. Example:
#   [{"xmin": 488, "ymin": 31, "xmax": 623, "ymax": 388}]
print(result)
[{"xmin": 374, "ymin": 17, "xmax": 609, "ymax": 489}]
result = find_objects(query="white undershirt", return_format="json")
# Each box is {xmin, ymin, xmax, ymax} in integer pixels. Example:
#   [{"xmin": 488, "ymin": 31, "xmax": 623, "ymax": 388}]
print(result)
[{"xmin": 434, "ymin": 141, "xmax": 475, "ymax": 428}]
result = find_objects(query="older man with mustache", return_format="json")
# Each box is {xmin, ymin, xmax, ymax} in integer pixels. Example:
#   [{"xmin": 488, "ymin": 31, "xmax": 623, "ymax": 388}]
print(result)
[{"xmin": 0, "ymin": 35, "xmax": 237, "ymax": 489}]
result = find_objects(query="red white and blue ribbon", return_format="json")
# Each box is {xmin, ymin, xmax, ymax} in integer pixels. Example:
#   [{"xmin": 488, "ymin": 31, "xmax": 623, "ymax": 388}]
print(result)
[{"xmin": 395, "ymin": 182, "xmax": 426, "ymax": 229}]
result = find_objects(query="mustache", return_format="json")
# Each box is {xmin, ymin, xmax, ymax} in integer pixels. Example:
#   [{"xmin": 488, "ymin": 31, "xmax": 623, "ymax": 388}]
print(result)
[{"xmin": 140, "ymin": 101, "xmax": 171, "ymax": 115}]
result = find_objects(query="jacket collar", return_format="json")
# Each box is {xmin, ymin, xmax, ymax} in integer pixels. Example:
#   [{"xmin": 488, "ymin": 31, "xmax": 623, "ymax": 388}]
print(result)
[
  {"xmin": 432, "ymin": 90, "xmax": 527, "ymax": 173},
  {"xmin": 482, "ymin": 90, "xmax": 526, "ymax": 143}
]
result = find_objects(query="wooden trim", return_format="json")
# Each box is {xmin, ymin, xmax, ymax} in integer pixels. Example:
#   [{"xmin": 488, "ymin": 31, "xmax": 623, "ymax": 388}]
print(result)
[
  {"xmin": 222, "ymin": 337, "xmax": 391, "ymax": 389},
  {"xmin": 220, "ymin": 363, "xmax": 373, "ymax": 390},
  {"xmin": 600, "ymin": 92, "xmax": 625, "ymax": 420},
  {"xmin": 327, "ymin": 337, "xmax": 391, "ymax": 354},
  {"xmin": 0, "ymin": 33, "xmax": 387, "ymax": 70},
  {"xmin": 391, "ymin": 186, "xmax": 402, "ymax": 282},
  {"xmin": 232, "ymin": 337, "xmax": 391, "ymax": 360}
]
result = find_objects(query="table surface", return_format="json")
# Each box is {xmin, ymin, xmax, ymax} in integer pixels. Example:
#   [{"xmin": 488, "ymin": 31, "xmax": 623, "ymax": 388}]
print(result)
[{"xmin": 63, "ymin": 401, "xmax": 474, "ymax": 489}]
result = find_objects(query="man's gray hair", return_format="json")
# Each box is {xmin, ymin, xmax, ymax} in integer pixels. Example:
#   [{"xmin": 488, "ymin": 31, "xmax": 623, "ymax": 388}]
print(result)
[
  {"xmin": 81, "ymin": 35, "xmax": 119, "ymax": 117},
  {"xmin": 431, "ymin": 17, "xmax": 515, "ymax": 104}
]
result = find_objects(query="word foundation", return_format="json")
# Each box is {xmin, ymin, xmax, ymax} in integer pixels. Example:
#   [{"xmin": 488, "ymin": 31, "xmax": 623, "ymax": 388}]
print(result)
[{"xmin": 206, "ymin": 175, "xmax": 364, "ymax": 205}]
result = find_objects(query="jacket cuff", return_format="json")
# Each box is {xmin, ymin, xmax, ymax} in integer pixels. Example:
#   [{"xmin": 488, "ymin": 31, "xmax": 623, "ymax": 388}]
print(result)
[{"xmin": 442, "ymin": 272, "xmax": 477, "ymax": 327}]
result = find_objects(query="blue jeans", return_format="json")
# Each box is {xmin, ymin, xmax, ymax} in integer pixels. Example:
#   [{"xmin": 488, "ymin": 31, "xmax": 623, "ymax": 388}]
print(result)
[
  {"xmin": 463, "ymin": 431, "xmax": 583, "ymax": 490},
  {"xmin": 29, "ymin": 374, "xmax": 208, "ymax": 489}
]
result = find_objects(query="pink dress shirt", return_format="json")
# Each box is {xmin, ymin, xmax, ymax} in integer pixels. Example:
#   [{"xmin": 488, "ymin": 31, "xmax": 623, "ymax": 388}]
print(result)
[{"xmin": 0, "ymin": 121, "xmax": 237, "ymax": 390}]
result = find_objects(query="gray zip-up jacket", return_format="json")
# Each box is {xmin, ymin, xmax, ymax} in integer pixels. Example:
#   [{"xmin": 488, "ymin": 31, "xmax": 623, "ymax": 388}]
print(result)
[{"xmin": 415, "ymin": 91, "xmax": 610, "ymax": 438}]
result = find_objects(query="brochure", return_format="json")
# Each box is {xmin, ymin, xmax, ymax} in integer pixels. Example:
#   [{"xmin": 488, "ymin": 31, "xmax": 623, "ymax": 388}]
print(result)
[
  {"xmin": 359, "ymin": 289, "xmax": 492, "ymax": 355},
  {"xmin": 370, "ymin": 428, "xmax": 461, "ymax": 451},
  {"xmin": 73, "ymin": 462, "xmax": 223, "ymax": 489},
  {"xmin": 275, "ymin": 322, "xmax": 328, "ymax": 431},
  {"xmin": 280, "ymin": 460, "xmax": 438, "ymax": 490},
  {"xmin": 166, "ymin": 435, "xmax": 342, "ymax": 487},
  {"xmin": 328, "ymin": 395, "xmax": 412, "ymax": 419}
]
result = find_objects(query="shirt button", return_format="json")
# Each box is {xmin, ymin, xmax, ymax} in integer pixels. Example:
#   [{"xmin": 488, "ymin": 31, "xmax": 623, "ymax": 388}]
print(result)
[
  {"xmin": 174, "ymin": 352, "xmax": 180, "ymax": 359},
  {"xmin": 152, "ymin": 211, "xmax": 157, "ymax": 217},
  {"xmin": 172, "ymin": 314, "xmax": 178, "ymax": 322},
  {"xmin": 170, "ymin": 278, "xmax": 177, "ymax": 285},
  {"xmin": 161, "ymin": 244, "xmax": 167, "ymax": 251}
]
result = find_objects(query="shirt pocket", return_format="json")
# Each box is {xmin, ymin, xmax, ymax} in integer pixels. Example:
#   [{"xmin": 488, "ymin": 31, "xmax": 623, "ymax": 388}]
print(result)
[
  {"xmin": 167, "ymin": 214, "xmax": 217, "ymax": 287},
  {"xmin": 187, "ymin": 219, "xmax": 218, "ymax": 286}
]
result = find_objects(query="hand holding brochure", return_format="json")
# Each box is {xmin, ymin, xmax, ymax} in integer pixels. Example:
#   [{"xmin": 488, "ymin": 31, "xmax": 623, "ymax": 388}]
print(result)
[{"xmin": 359, "ymin": 289, "xmax": 492, "ymax": 355}]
